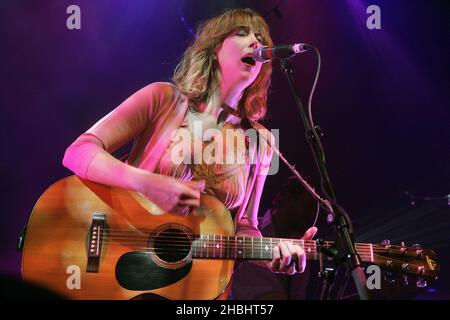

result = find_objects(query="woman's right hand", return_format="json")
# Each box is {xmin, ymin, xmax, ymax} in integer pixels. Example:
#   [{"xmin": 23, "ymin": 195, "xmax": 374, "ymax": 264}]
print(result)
[{"xmin": 139, "ymin": 173, "xmax": 205, "ymax": 215}]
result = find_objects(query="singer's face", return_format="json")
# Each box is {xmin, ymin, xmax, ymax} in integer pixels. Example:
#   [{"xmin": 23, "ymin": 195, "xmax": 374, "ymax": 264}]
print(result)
[{"xmin": 216, "ymin": 26, "xmax": 264, "ymax": 88}]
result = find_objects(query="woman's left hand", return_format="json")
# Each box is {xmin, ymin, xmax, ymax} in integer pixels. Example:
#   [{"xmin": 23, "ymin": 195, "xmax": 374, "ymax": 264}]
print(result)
[{"xmin": 267, "ymin": 226, "xmax": 318, "ymax": 275}]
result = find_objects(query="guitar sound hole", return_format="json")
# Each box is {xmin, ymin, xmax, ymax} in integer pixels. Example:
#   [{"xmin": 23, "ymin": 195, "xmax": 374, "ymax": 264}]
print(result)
[{"xmin": 153, "ymin": 228, "xmax": 191, "ymax": 263}]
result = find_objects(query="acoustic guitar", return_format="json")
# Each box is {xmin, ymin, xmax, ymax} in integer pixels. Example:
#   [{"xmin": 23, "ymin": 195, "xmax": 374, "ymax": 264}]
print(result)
[{"xmin": 21, "ymin": 176, "xmax": 439, "ymax": 299}]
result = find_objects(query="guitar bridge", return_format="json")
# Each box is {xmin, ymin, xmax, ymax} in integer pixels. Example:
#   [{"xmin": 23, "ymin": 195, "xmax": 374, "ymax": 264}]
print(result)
[{"xmin": 86, "ymin": 213, "xmax": 106, "ymax": 273}]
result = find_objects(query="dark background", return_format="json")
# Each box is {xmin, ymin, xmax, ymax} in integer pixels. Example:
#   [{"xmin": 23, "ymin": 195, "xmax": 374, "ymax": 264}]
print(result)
[{"xmin": 1, "ymin": 0, "xmax": 449, "ymax": 299}]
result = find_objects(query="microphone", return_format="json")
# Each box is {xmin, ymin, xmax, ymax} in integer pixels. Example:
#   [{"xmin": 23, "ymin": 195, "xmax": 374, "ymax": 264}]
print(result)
[{"xmin": 253, "ymin": 43, "xmax": 311, "ymax": 62}]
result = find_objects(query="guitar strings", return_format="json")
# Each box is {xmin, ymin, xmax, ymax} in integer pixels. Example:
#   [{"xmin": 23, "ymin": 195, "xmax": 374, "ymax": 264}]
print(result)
[
  {"xmin": 97, "ymin": 238, "xmax": 417, "ymax": 257},
  {"xmin": 93, "ymin": 228, "xmax": 430, "ymax": 254},
  {"xmin": 100, "ymin": 236, "xmax": 380, "ymax": 252},
  {"xmin": 85, "ymin": 240, "xmax": 432, "ymax": 271},
  {"xmin": 96, "ymin": 234, "xmax": 423, "ymax": 255}
]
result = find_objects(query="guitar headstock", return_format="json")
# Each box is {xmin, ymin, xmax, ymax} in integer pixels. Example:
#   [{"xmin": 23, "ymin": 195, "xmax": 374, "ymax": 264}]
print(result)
[{"xmin": 370, "ymin": 240, "xmax": 439, "ymax": 288}]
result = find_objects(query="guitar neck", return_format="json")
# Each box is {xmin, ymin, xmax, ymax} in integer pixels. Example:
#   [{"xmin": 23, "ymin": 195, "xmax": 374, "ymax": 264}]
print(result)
[{"xmin": 191, "ymin": 235, "xmax": 375, "ymax": 263}]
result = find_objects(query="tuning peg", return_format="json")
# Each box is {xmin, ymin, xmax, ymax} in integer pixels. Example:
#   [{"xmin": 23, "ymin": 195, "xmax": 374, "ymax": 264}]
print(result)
[
  {"xmin": 412, "ymin": 244, "xmax": 423, "ymax": 258},
  {"xmin": 416, "ymin": 277, "xmax": 427, "ymax": 288},
  {"xmin": 384, "ymin": 271, "xmax": 395, "ymax": 284},
  {"xmin": 401, "ymin": 263, "xmax": 410, "ymax": 286},
  {"xmin": 400, "ymin": 241, "xmax": 407, "ymax": 254},
  {"xmin": 403, "ymin": 274, "xmax": 409, "ymax": 286},
  {"xmin": 416, "ymin": 264, "xmax": 427, "ymax": 288},
  {"xmin": 381, "ymin": 239, "xmax": 391, "ymax": 248},
  {"xmin": 385, "ymin": 259, "xmax": 393, "ymax": 269},
  {"xmin": 402, "ymin": 263, "xmax": 410, "ymax": 272}
]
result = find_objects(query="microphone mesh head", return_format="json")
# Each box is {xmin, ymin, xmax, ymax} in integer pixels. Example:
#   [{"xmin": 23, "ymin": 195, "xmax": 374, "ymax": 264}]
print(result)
[{"xmin": 253, "ymin": 46, "xmax": 270, "ymax": 63}]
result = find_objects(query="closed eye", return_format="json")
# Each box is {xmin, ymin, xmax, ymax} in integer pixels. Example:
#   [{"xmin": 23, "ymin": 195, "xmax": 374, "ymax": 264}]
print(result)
[{"xmin": 236, "ymin": 27, "xmax": 264, "ymax": 44}]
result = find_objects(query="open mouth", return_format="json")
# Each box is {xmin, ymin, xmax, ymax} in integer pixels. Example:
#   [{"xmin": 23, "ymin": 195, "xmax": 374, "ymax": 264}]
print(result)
[{"xmin": 241, "ymin": 56, "xmax": 256, "ymax": 67}]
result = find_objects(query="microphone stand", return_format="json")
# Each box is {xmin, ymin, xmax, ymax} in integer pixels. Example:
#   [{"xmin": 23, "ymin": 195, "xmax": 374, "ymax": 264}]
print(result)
[{"xmin": 279, "ymin": 57, "xmax": 370, "ymax": 300}]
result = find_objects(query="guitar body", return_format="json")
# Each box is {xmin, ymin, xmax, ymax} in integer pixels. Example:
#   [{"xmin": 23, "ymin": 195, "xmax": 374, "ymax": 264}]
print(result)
[{"xmin": 22, "ymin": 176, "xmax": 235, "ymax": 300}]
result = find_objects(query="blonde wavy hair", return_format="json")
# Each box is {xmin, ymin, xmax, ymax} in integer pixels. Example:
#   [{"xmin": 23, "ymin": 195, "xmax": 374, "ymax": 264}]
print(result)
[{"xmin": 173, "ymin": 8, "xmax": 273, "ymax": 122}]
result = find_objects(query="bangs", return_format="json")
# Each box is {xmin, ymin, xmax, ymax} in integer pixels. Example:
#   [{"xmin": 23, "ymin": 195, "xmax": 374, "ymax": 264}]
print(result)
[{"xmin": 217, "ymin": 9, "xmax": 273, "ymax": 46}]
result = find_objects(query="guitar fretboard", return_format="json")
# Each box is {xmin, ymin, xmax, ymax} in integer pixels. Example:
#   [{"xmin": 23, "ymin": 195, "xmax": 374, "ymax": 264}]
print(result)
[{"xmin": 191, "ymin": 235, "xmax": 374, "ymax": 262}]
